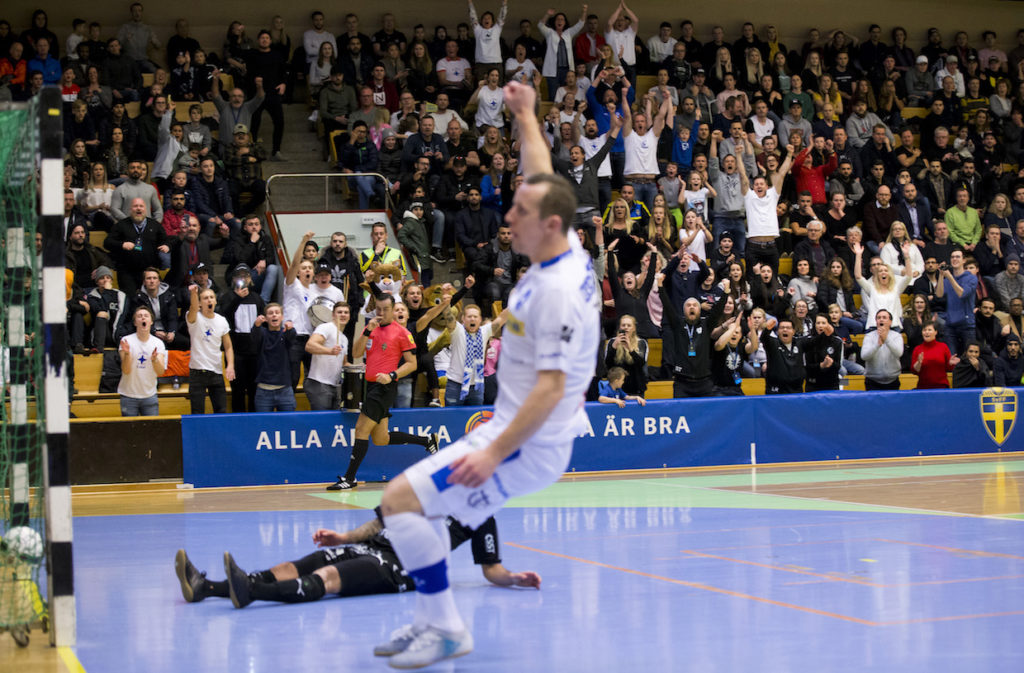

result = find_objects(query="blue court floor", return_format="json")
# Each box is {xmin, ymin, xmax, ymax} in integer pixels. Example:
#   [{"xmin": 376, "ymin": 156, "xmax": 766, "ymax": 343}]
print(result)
[{"xmin": 62, "ymin": 458, "xmax": 1024, "ymax": 671}]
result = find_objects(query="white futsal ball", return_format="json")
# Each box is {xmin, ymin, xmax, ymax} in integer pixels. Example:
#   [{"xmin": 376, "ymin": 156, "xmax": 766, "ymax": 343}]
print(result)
[{"xmin": 3, "ymin": 526, "xmax": 43, "ymax": 561}]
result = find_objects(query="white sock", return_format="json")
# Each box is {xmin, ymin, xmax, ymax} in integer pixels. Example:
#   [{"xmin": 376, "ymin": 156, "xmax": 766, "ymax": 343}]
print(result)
[{"xmin": 385, "ymin": 512, "xmax": 465, "ymax": 634}]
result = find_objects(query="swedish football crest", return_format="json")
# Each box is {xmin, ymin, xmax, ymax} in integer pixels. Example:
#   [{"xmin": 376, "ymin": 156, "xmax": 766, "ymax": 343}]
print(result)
[{"xmin": 980, "ymin": 387, "xmax": 1017, "ymax": 446}]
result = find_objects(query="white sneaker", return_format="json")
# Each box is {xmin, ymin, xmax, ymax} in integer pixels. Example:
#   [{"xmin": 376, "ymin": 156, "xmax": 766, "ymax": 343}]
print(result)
[
  {"xmin": 387, "ymin": 626, "xmax": 473, "ymax": 669},
  {"xmin": 374, "ymin": 623, "xmax": 422, "ymax": 657}
]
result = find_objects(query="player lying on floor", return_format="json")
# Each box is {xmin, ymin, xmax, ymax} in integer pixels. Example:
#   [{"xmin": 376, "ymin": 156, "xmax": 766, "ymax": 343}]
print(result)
[{"xmin": 174, "ymin": 509, "xmax": 540, "ymax": 608}]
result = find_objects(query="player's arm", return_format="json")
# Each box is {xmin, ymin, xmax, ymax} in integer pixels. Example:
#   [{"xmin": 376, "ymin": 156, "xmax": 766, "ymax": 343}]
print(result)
[
  {"xmin": 449, "ymin": 369, "xmax": 565, "ymax": 487},
  {"xmin": 313, "ymin": 518, "xmax": 384, "ymax": 547},
  {"xmin": 503, "ymin": 81, "xmax": 552, "ymax": 176},
  {"xmin": 481, "ymin": 563, "xmax": 542, "ymax": 588},
  {"xmin": 352, "ymin": 317, "xmax": 380, "ymax": 358},
  {"xmin": 395, "ymin": 348, "xmax": 418, "ymax": 380}
]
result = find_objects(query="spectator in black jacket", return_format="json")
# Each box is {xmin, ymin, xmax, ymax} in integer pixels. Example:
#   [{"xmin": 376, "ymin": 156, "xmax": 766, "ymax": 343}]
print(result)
[
  {"xmin": 222, "ymin": 215, "xmax": 280, "ymax": 302},
  {"xmin": 436, "ymin": 157, "xmax": 477, "ymax": 238},
  {"xmin": 951, "ymin": 340, "xmax": 992, "ymax": 388},
  {"xmin": 219, "ymin": 264, "xmax": 266, "ymax": 412},
  {"xmin": 338, "ymin": 121, "xmax": 381, "ymax": 208},
  {"xmin": 605, "ymin": 239, "xmax": 659, "ymax": 338},
  {"xmin": 129, "ymin": 267, "xmax": 188, "ymax": 350},
  {"xmin": 655, "ymin": 261, "xmax": 726, "ymax": 398},
  {"xmin": 994, "ymin": 334, "xmax": 1024, "ymax": 386},
  {"xmin": 554, "ymin": 113, "xmax": 620, "ymax": 229},
  {"xmin": 455, "ymin": 188, "xmax": 502, "ymax": 272},
  {"xmin": 803, "ymin": 314, "xmax": 843, "ymax": 391},
  {"xmin": 792, "ymin": 220, "xmax": 836, "ymax": 278},
  {"xmin": 248, "ymin": 30, "xmax": 288, "ymax": 160},
  {"xmin": 761, "ymin": 317, "xmax": 806, "ymax": 394},
  {"xmin": 604, "ymin": 314, "xmax": 649, "ymax": 397},
  {"xmin": 471, "ymin": 224, "xmax": 529, "ymax": 317},
  {"xmin": 167, "ymin": 215, "xmax": 226, "ymax": 289},
  {"xmin": 318, "ymin": 231, "xmax": 364, "ymax": 351},
  {"xmin": 191, "ymin": 157, "xmax": 240, "ymax": 236},
  {"xmin": 104, "ymin": 197, "xmax": 170, "ymax": 296}
]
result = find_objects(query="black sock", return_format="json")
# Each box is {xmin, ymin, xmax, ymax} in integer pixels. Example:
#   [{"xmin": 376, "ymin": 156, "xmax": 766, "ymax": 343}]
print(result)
[
  {"xmin": 344, "ymin": 439, "xmax": 370, "ymax": 482},
  {"xmin": 207, "ymin": 579, "xmax": 229, "ymax": 598},
  {"xmin": 249, "ymin": 569, "xmax": 276, "ymax": 584},
  {"xmin": 250, "ymin": 574, "xmax": 326, "ymax": 603},
  {"xmin": 387, "ymin": 431, "xmax": 429, "ymax": 447}
]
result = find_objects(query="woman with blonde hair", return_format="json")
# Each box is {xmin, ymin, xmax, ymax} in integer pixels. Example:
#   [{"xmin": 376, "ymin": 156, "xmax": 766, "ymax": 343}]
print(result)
[
  {"xmin": 678, "ymin": 208, "xmax": 712, "ymax": 265},
  {"xmin": 740, "ymin": 47, "xmax": 765, "ymax": 93},
  {"xmin": 604, "ymin": 198, "xmax": 646, "ymax": 273},
  {"xmin": 604, "ymin": 314, "xmax": 648, "ymax": 396},
  {"xmin": 79, "ymin": 161, "xmax": 116, "ymax": 231},
  {"xmin": 406, "ymin": 42, "xmax": 436, "ymax": 101},
  {"xmin": 853, "ymin": 240, "xmax": 913, "ymax": 329},
  {"xmin": 881, "ymin": 221, "xmax": 924, "ymax": 279},
  {"xmin": 800, "ymin": 50, "xmax": 824, "ymax": 92},
  {"xmin": 647, "ymin": 205, "xmax": 678, "ymax": 259},
  {"xmin": 309, "ymin": 41, "xmax": 336, "ymax": 98},
  {"xmin": 708, "ymin": 46, "xmax": 735, "ymax": 92},
  {"xmin": 763, "ymin": 25, "xmax": 788, "ymax": 64},
  {"xmin": 984, "ymin": 193, "xmax": 1015, "ymax": 234}
]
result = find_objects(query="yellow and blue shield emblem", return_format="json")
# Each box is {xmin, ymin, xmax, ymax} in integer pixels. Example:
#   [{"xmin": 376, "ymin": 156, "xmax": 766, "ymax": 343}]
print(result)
[{"xmin": 980, "ymin": 387, "xmax": 1017, "ymax": 446}]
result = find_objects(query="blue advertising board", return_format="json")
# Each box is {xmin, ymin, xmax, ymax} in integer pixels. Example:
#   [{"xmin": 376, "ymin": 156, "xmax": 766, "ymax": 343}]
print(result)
[{"xmin": 181, "ymin": 389, "xmax": 1023, "ymax": 488}]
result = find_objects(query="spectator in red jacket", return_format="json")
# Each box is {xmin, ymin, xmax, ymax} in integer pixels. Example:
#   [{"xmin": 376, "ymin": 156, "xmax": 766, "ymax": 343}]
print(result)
[
  {"xmin": 791, "ymin": 142, "xmax": 836, "ymax": 205},
  {"xmin": 912, "ymin": 321, "xmax": 956, "ymax": 389}
]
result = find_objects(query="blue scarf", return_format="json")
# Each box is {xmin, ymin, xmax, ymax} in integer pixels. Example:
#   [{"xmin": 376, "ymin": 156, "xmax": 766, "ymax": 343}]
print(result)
[{"xmin": 461, "ymin": 328, "xmax": 485, "ymax": 400}]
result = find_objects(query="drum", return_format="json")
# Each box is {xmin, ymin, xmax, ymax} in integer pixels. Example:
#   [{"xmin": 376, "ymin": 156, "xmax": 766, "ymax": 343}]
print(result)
[{"xmin": 342, "ymin": 363, "xmax": 365, "ymax": 410}]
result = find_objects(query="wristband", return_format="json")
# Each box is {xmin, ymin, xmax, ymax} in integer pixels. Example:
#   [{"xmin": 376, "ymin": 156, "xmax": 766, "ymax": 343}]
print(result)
[
  {"xmin": 363, "ymin": 327, "xmax": 374, "ymax": 337},
  {"xmin": 389, "ymin": 371, "xmax": 398, "ymax": 382}
]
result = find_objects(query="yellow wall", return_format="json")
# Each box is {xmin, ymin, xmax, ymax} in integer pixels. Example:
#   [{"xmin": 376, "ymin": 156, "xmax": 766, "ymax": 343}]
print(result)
[{"xmin": 6, "ymin": 1, "xmax": 1020, "ymax": 68}]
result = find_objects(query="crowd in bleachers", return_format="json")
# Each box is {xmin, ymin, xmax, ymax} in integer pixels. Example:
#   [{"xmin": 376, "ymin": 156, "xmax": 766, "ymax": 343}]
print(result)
[{"xmin": 6, "ymin": 4, "xmax": 1024, "ymax": 415}]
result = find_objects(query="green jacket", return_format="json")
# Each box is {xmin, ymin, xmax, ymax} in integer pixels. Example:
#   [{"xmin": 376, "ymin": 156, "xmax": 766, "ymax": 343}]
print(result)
[
  {"xmin": 396, "ymin": 212, "xmax": 432, "ymax": 273},
  {"xmin": 944, "ymin": 206, "xmax": 982, "ymax": 248}
]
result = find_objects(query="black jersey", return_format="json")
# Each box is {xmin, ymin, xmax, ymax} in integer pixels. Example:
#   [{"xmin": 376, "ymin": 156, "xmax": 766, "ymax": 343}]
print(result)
[{"xmin": 372, "ymin": 506, "xmax": 501, "ymax": 565}]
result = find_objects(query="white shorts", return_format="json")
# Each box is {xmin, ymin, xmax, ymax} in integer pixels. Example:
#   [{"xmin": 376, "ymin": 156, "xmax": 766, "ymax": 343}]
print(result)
[{"xmin": 404, "ymin": 423, "xmax": 573, "ymax": 529}]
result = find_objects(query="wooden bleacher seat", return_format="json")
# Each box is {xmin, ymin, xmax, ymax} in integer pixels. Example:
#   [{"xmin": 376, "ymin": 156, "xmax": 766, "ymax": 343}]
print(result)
[
  {"xmin": 647, "ymin": 338, "xmax": 662, "ymax": 368},
  {"xmin": 124, "ymin": 101, "xmax": 141, "ymax": 119},
  {"xmin": 635, "ymin": 75, "xmax": 657, "ymax": 100},
  {"xmin": 142, "ymin": 73, "xmax": 154, "ymax": 88},
  {"xmin": 219, "ymin": 73, "xmax": 234, "ymax": 91},
  {"xmin": 89, "ymin": 230, "xmax": 109, "ymax": 251},
  {"xmin": 174, "ymin": 100, "xmax": 217, "ymax": 123},
  {"xmin": 902, "ymin": 107, "xmax": 927, "ymax": 120},
  {"xmin": 778, "ymin": 257, "xmax": 792, "ymax": 277}
]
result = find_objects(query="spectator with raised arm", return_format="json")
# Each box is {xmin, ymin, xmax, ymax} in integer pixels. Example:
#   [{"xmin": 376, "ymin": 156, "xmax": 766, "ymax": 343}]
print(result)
[
  {"xmin": 538, "ymin": 5, "xmax": 587, "ymax": 99},
  {"xmin": 737, "ymin": 137, "xmax": 795, "ymax": 279}
]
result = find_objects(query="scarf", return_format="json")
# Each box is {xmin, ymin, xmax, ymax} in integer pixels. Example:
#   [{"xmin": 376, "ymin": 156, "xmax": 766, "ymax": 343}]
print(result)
[{"xmin": 461, "ymin": 328, "xmax": 485, "ymax": 400}]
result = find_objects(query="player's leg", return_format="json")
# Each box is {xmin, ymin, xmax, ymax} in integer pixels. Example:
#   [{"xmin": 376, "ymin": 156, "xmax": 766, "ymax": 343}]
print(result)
[
  {"xmin": 328, "ymin": 412, "xmax": 379, "ymax": 490},
  {"xmin": 174, "ymin": 548, "xmax": 274, "ymax": 603},
  {"xmin": 377, "ymin": 474, "xmax": 473, "ymax": 667},
  {"xmin": 372, "ymin": 417, "xmax": 439, "ymax": 454}
]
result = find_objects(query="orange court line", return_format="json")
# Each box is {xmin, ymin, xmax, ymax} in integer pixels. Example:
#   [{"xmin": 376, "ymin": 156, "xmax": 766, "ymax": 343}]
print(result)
[
  {"xmin": 505, "ymin": 541, "xmax": 878, "ymax": 626},
  {"xmin": 878, "ymin": 610, "xmax": 1024, "ymax": 626},
  {"xmin": 875, "ymin": 538, "xmax": 1024, "ymax": 561},
  {"xmin": 681, "ymin": 550, "xmax": 876, "ymax": 586}
]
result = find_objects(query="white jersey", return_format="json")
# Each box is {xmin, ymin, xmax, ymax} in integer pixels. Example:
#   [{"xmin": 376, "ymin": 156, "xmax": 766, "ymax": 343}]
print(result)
[
  {"xmin": 745, "ymin": 186, "xmax": 781, "ymax": 238},
  {"xmin": 307, "ymin": 321, "xmax": 349, "ymax": 385},
  {"xmin": 474, "ymin": 86, "xmax": 505, "ymax": 128},
  {"xmin": 623, "ymin": 129, "xmax": 659, "ymax": 176},
  {"xmin": 284, "ymin": 280, "xmax": 316, "ymax": 335},
  {"xmin": 117, "ymin": 333, "xmax": 166, "ymax": 399},
  {"xmin": 186, "ymin": 311, "xmax": 230, "ymax": 373},
  {"xmin": 581, "ymin": 133, "xmax": 612, "ymax": 178},
  {"xmin": 492, "ymin": 234, "xmax": 600, "ymax": 443}
]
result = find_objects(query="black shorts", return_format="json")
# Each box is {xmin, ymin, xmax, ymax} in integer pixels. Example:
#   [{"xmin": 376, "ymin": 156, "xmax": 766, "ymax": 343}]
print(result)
[
  {"xmin": 293, "ymin": 546, "xmax": 412, "ymax": 597},
  {"xmin": 362, "ymin": 381, "xmax": 398, "ymax": 423}
]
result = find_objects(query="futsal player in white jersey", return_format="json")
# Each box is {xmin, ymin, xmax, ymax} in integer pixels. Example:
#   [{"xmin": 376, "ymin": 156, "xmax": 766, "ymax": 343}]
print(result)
[{"xmin": 373, "ymin": 79, "xmax": 600, "ymax": 669}]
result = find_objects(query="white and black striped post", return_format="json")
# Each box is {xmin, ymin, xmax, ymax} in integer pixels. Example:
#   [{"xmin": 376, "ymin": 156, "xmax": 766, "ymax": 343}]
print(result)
[{"xmin": 39, "ymin": 87, "xmax": 75, "ymax": 646}]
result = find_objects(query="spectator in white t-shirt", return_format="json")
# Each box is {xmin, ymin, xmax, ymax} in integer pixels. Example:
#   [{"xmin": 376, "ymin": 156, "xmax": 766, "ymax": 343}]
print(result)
[
  {"xmin": 303, "ymin": 11, "xmax": 337, "ymax": 66},
  {"xmin": 185, "ymin": 284, "xmax": 235, "ymax": 414},
  {"xmin": 467, "ymin": 68, "xmax": 507, "ymax": 132},
  {"xmin": 304, "ymin": 301, "xmax": 351, "ymax": 410},
  {"xmin": 436, "ymin": 40, "xmax": 473, "ymax": 111},
  {"xmin": 621, "ymin": 85, "xmax": 670, "ymax": 213},
  {"xmin": 118, "ymin": 305, "xmax": 167, "ymax": 417},
  {"xmin": 737, "ymin": 140, "xmax": 795, "ymax": 279},
  {"xmin": 468, "ymin": 0, "xmax": 508, "ymax": 85},
  {"xmin": 505, "ymin": 43, "xmax": 538, "ymax": 85},
  {"xmin": 444, "ymin": 305, "xmax": 508, "ymax": 406},
  {"xmin": 605, "ymin": 2, "xmax": 639, "ymax": 82}
]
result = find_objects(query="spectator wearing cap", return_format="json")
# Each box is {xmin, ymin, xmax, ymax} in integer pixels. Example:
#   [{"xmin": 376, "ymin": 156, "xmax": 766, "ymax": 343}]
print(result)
[
  {"xmin": 218, "ymin": 263, "xmax": 265, "ymax": 411},
  {"xmin": 995, "ymin": 252, "xmax": 1024, "ymax": 309},
  {"xmin": 210, "ymin": 70, "xmax": 265, "ymax": 156},
  {"xmin": 223, "ymin": 124, "xmax": 267, "ymax": 216},
  {"xmin": 86, "ymin": 265, "xmax": 130, "ymax": 353},
  {"xmin": 906, "ymin": 55, "xmax": 936, "ymax": 106},
  {"xmin": 222, "ymin": 215, "xmax": 280, "ymax": 303},
  {"xmin": 105, "ymin": 197, "xmax": 170, "ymax": 296},
  {"xmin": 397, "ymin": 200, "xmax": 434, "ymax": 286},
  {"xmin": 339, "ymin": 121, "xmax": 382, "ymax": 209},
  {"xmin": 777, "ymin": 99, "xmax": 812, "ymax": 149},
  {"xmin": 936, "ymin": 55, "xmax": 966, "ymax": 98}
]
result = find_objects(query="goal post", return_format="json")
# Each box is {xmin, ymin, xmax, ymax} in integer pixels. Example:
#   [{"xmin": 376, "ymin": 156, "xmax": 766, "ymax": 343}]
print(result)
[{"xmin": 0, "ymin": 88, "xmax": 74, "ymax": 647}]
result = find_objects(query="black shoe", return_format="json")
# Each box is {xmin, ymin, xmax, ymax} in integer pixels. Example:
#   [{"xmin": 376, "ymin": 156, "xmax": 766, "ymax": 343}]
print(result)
[
  {"xmin": 430, "ymin": 248, "xmax": 448, "ymax": 264},
  {"xmin": 326, "ymin": 476, "xmax": 355, "ymax": 490},
  {"xmin": 223, "ymin": 551, "xmax": 253, "ymax": 608},
  {"xmin": 426, "ymin": 433, "xmax": 439, "ymax": 455},
  {"xmin": 73, "ymin": 343, "xmax": 86, "ymax": 355},
  {"xmin": 174, "ymin": 549, "xmax": 208, "ymax": 603}
]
